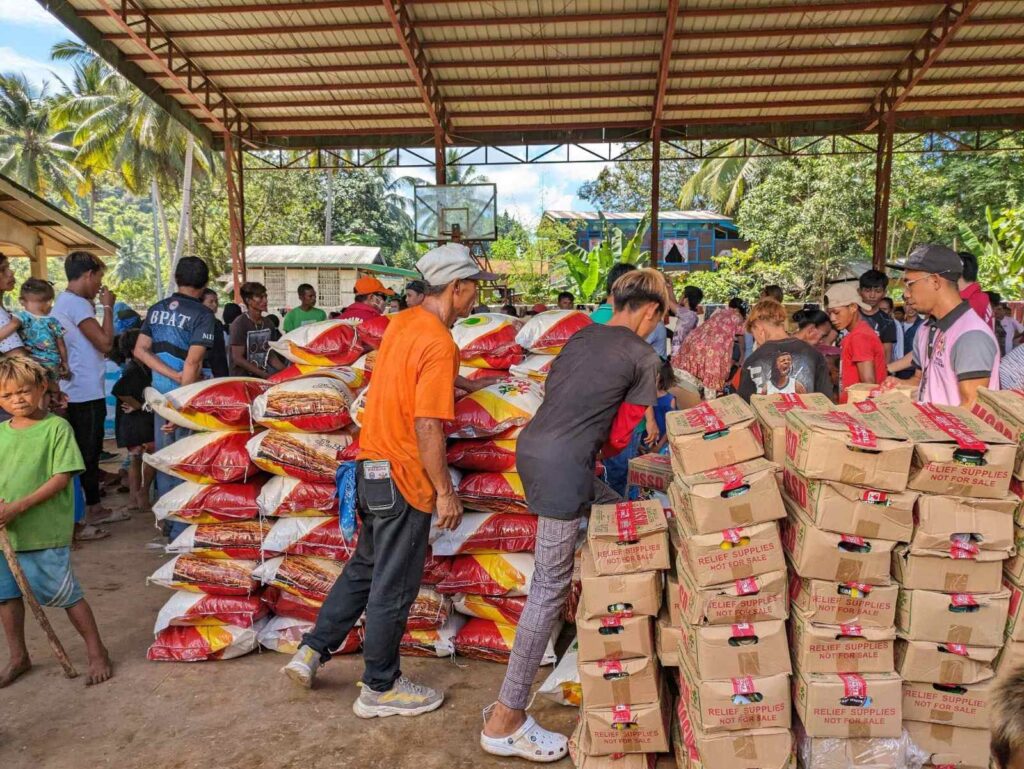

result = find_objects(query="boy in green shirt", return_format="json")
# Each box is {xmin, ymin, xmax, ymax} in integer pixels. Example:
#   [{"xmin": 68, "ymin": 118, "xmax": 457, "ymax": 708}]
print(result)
[
  {"xmin": 0, "ymin": 357, "xmax": 112, "ymax": 687},
  {"xmin": 282, "ymin": 283, "xmax": 327, "ymax": 333}
]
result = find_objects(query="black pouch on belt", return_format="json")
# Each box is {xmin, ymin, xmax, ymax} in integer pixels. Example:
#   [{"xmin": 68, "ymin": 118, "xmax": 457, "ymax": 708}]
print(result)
[{"xmin": 357, "ymin": 459, "xmax": 408, "ymax": 519}]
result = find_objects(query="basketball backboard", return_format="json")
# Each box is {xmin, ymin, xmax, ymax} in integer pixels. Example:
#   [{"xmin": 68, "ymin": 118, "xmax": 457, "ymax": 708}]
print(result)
[{"xmin": 414, "ymin": 183, "xmax": 497, "ymax": 242}]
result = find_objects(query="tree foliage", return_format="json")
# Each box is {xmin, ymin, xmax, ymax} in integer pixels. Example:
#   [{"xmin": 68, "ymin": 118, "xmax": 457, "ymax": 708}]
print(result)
[
  {"xmin": 559, "ymin": 213, "xmax": 650, "ymax": 302},
  {"xmin": 578, "ymin": 144, "xmax": 695, "ymax": 211}
]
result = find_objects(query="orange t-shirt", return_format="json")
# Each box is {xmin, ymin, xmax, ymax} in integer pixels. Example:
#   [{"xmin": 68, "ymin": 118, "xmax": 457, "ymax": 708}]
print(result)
[{"xmin": 357, "ymin": 306, "xmax": 460, "ymax": 513}]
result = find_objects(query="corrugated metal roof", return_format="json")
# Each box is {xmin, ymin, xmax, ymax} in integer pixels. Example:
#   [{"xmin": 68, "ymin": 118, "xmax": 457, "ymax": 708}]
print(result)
[
  {"xmin": 244, "ymin": 245, "xmax": 382, "ymax": 265},
  {"xmin": 544, "ymin": 210, "xmax": 735, "ymax": 223}
]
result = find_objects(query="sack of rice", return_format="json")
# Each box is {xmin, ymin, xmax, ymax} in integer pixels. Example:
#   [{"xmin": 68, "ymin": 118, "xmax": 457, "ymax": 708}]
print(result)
[
  {"xmin": 257, "ymin": 615, "xmax": 361, "ymax": 655},
  {"xmin": 453, "ymin": 593, "xmax": 527, "ymax": 625},
  {"xmin": 401, "ymin": 613, "xmax": 466, "ymax": 658},
  {"xmin": 431, "ymin": 512, "xmax": 536, "ymax": 556},
  {"xmin": 458, "ymin": 471, "xmax": 529, "ymax": 515},
  {"xmin": 406, "ymin": 587, "xmax": 451, "ymax": 631},
  {"xmin": 262, "ymin": 586, "xmax": 323, "ymax": 623},
  {"xmin": 252, "ymin": 376, "xmax": 355, "ymax": 433},
  {"xmin": 147, "ymin": 623, "xmax": 262, "ymax": 662},
  {"xmin": 446, "ymin": 438, "xmax": 517, "ymax": 472},
  {"xmin": 509, "ymin": 354, "xmax": 556, "ymax": 382},
  {"xmin": 452, "ymin": 313, "xmax": 525, "ymax": 369},
  {"xmin": 254, "ymin": 554, "xmax": 343, "ymax": 603},
  {"xmin": 144, "ymin": 378, "xmax": 269, "ymax": 431},
  {"xmin": 446, "ymin": 379, "xmax": 543, "ymax": 439},
  {"xmin": 268, "ymin": 364, "xmax": 363, "ymax": 390},
  {"xmin": 148, "ymin": 555, "xmax": 259, "ymax": 595},
  {"xmin": 350, "ymin": 388, "xmax": 368, "ymax": 429},
  {"xmin": 454, "ymin": 618, "xmax": 558, "ymax": 664},
  {"xmin": 538, "ymin": 639, "xmax": 581, "ymax": 706},
  {"xmin": 153, "ymin": 480, "xmax": 264, "ymax": 525},
  {"xmin": 263, "ymin": 517, "xmax": 356, "ymax": 562},
  {"xmin": 515, "ymin": 310, "xmax": 591, "ymax": 354},
  {"xmin": 349, "ymin": 352, "xmax": 376, "ymax": 388},
  {"xmin": 153, "ymin": 591, "xmax": 268, "ymax": 634},
  {"xmin": 436, "ymin": 553, "xmax": 535, "ymax": 597},
  {"xmin": 247, "ymin": 430, "xmax": 352, "ymax": 484},
  {"xmin": 270, "ymin": 318, "xmax": 363, "ymax": 366},
  {"xmin": 356, "ymin": 314, "xmax": 390, "ymax": 351},
  {"xmin": 421, "ymin": 551, "xmax": 452, "ymax": 585},
  {"xmin": 166, "ymin": 520, "xmax": 270, "ymax": 560},
  {"xmin": 459, "ymin": 366, "xmax": 511, "ymax": 382},
  {"xmin": 145, "ymin": 431, "xmax": 258, "ymax": 484},
  {"xmin": 258, "ymin": 476, "xmax": 338, "ymax": 518}
]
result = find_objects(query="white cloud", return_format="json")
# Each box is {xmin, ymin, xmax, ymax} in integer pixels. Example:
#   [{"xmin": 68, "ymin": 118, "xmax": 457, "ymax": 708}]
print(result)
[
  {"xmin": 0, "ymin": 46, "xmax": 71, "ymax": 89},
  {"xmin": 0, "ymin": 0, "xmax": 63, "ymax": 27}
]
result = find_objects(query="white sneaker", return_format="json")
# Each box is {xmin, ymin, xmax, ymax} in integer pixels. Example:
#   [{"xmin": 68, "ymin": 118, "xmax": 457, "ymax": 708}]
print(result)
[
  {"xmin": 282, "ymin": 644, "xmax": 320, "ymax": 689},
  {"xmin": 352, "ymin": 676, "xmax": 444, "ymax": 719}
]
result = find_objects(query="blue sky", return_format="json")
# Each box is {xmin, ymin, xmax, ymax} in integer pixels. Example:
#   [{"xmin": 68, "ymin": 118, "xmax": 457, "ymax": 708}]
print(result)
[{"xmin": 0, "ymin": 0, "xmax": 606, "ymax": 226}]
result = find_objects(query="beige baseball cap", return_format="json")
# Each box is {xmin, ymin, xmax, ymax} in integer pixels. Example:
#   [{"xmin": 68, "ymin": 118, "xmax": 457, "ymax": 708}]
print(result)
[
  {"xmin": 824, "ymin": 281, "xmax": 871, "ymax": 312},
  {"xmin": 416, "ymin": 243, "xmax": 499, "ymax": 286}
]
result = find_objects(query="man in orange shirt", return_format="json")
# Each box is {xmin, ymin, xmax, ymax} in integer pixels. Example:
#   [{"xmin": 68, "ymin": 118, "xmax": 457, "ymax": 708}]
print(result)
[{"xmin": 283, "ymin": 243, "xmax": 496, "ymax": 718}]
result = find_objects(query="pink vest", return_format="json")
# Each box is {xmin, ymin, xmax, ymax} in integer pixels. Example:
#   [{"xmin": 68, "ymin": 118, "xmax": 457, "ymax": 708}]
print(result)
[{"xmin": 916, "ymin": 306, "xmax": 1000, "ymax": 406}]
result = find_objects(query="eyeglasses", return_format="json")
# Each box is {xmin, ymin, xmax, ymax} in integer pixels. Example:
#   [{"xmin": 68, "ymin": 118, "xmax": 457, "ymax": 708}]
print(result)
[{"xmin": 902, "ymin": 274, "xmax": 935, "ymax": 292}]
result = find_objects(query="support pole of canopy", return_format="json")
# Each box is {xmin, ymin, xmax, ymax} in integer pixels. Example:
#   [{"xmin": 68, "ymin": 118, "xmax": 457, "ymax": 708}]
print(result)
[
  {"xmin": 225, "ymin": 132, "xmax": 246, "ymax": 301},
  {"xmin": 434, "ymin": 130, "xmax": 446, "ymax": 186},
  {"xmin": 872, "ymin": 117, "xmax": 895, "ymax": 272},
  {"xmin": 651, "ymin": 125, "xmax": 662, "ymax": 270}
]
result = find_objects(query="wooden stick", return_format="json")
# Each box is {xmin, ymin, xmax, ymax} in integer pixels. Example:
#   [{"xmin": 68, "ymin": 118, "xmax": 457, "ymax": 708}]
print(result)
[{"xmin": 0, "ymin": 528, "xmax": 78, "ymax": 679}]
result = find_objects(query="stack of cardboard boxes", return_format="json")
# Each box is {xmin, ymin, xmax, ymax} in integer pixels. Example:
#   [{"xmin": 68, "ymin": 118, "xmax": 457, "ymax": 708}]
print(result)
[
  {"xmin": 666, "ymin": 396, "xmax": 794, "ymax": 769},
  {"xmin": 572, "ymin": 498, "xmax": 671, "ymax": 766},
  {"xmin": 780, "ymin": 401, "xmax": 914, "ymax": 764},
  {"xmin": 878, "ymin": 398, "xmax": 1017, "ymax": 769}
]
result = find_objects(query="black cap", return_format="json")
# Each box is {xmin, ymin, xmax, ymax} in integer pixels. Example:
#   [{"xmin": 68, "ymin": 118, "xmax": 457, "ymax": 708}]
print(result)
[
  {"xmin": 405, "ymin": 279, "xmax": 427, "ymax": 294},
  {"xmin": 888, "ymin": 244, "xmax": 963, "ymax": 278}
]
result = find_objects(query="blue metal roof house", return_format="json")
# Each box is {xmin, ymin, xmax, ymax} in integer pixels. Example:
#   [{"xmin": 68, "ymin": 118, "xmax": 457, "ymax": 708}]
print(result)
[{"xmin": 543, "ymin": 210, "xmax": 746, "ymax": 271}]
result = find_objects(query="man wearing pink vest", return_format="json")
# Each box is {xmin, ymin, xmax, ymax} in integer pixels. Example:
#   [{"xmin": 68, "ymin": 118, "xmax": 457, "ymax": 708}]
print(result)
[{"xmin": 889, "ymin": 244, "xmax": 1000, "ymax": 409}]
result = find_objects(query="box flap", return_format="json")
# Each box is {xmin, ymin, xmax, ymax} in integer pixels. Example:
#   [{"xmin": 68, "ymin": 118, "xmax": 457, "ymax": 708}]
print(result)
[{"xmin": 668, "ymin": 395, "xmax": 756, "ymax": 437}]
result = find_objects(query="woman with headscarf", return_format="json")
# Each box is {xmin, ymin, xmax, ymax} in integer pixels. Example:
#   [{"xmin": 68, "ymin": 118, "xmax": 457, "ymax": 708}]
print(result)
[{"xmin": 672, "ymin": 299, "xmax": 747, "ymax": 396}]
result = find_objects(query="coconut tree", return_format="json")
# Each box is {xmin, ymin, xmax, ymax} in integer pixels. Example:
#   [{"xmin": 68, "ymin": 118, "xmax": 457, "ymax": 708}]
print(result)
[
  {"xmin": 678, "ymin": 142, "xmax": 767, "ymax": 215},
  {"xmin": 444, "ymin": 148, "xmax": 489, "ymax": 185},
  {"xmin": 108, "ymin": 224, "xmax": 153, "ymax": 283}
]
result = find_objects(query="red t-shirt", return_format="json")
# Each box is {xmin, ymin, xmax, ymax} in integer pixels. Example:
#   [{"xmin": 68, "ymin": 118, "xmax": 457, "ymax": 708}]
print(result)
[
  {"xmin": 960, "ymin": 283, "xmax": 995, "ymax": 329},
  {"xmin": 839, "ymin": 320, "xmax": 887, "ymax": 403}
]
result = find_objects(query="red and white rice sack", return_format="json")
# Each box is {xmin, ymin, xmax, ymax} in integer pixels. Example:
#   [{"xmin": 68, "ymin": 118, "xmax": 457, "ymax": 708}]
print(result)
[
  {"xmin": 166, "ymin": 520, "xmax": 270, "ymax": 560},
  {"xmin": 401, "ymin": 614, "xmax": 465, "ymax": 658},
  {"xmin": 145, "ymin": 431, "xmax": 258, "ymax": 484},
  {"xmin": 436, "ymin": 553, "xmax": 535, "ymax": 597},
  {"xmin": 431, "ymin": 512, "xmax": 537, "ymax": 555},
  {"xmin": 453, "ymin": 618, "xmax": 558, "ymax": 664},
  {"xmin": 268, "ymin": 364, "xmax": 363, "ymax": 390},
  {"xmin": 262, "ymin": 587, "xmax": 323, "ymax": 623},
  {"xmin": 406, "ymin": 587, "xmax": 451, "ymax": 631},
  {"xmin": 258, "ymin": 476, "xmax": 338, "ymax": 518},
  {"xmin": 452, "ymin": 313, "xmax": 525, "ymax": 369},
  {"xmin": 453, "ymin": 594, "xmax": 527, "ymax": 625},
  {"xmin": 509, "ymin": 354, "xmax": 556, "ymax": 382},
  {"xmin": 446, "ymin": 438, "xmax": 517, "ymax": 472},
  {"xmin": 515, "ymin": 309, "xmax": 592, "ymax": 354},
  {"xmin": 538, "ymin": 639, "xmax": 581, "ymax": 706},
  {"xmin": 270, "ymin": 318, "xmax": 363, "ymax": 366},
  {"xmin": 263, "ymin": 517, "xmax": 356, "ymax": 562},
  {"xmin": 446, "ymin": 379, "xmax": 543, "ymax": 439},
  {"xmin": 247, "ymin": 430, "xmax": 352, "ymax": 483},
  {"xmin": 254, "ymin": 555, "xmax": 343, "ymax": 603},
  {"xmin": 257, "ymin": 615, "xmax": 361, "ymax": 656},
  {"xmin": 459, "ymin": 366, "xmax": 510, "ymax": 382},
  {"xmin": 149, "ymin": 555, "xmax": 259, "ymax": 596},
  {"xmin": 349, "ymin": 352, "xmax": 375, "ymax": 388},
  {"xmin": 458, "ymin": 471, "xmax": 529, "ymax": 515},
  {"xmin": 143, "ymin": 378, "xmax": 269, "ymax": 431},
  {"xmin": 421, "ymin": 551, "xmax": 452, "ymax": 586},
  {"xmin": 251, "ymin": 376, "xmax": 355, "ymax": 433},
  {"xmin": 153, "ymin": 591, "xmax": 268, "ymax": 634},
  {"xmin": 153, "ymin": 480, "xmax": 264, "ymax": 525},
  {"xmin": 356, "ymin": 314, "xmax": 390, "ymax": 351},
  {"xmin": 147, "ymin": 624, "xmax": 262, "ymax": 662}
]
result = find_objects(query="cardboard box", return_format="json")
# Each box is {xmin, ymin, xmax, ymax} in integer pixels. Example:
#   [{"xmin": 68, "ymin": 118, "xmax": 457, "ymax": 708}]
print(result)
[
  {"xmin": 902, "ymin": 721, "xmax": 991, "ymax": 769},
  {"xmin": 678, "ymin": 566, "xmax": 789, "ymax": 626},
  {"xmin": 588, "ymin": 500, "xmax": 671, "ymax": 575},
  {"xmin": 1004, "ymin": 524, "xmax": 1024, "ymax": 582},
  {"xmin": 972, "ymin": 387, "xmax": 1024, "ymax": 480},
  {"xmin": 901, "ymin": 678, "xmax": 996, "ymax": 729},
  {"xmin": 579, "ymin": 655, "xmax": 661, "ymax": 709},
  {"xmin": 576, "ymin": 613, "xmax": 654, "ymax": 663},
  {"xmin": 792, "ymin": 670, "xmax": 903, "ymax": 738},
  {"xmin": 627, "ymin": 453, "xmax": 674, "ymax": 495},
  {"xmin": 677, "ymin": 662, "xmax": 791, "ymax": 734},
  {"xmin": 879, "ymin": 398, "xmax": 1016, "ymax": 499},
  {"xmin": 583, "ymin": 686, "xmax": 671, "ymax": 755},
  {"xmin": 676, "ymin": 699, "xmax": 794, "ymax": 769},
  {"xmin": 795, "ymin": 729, "xmax": 907, "ymax": 769},
  {"xmin": 670, "ymin": 458, "xmax": 785, "ymax": 535},
  {"xmin": 1015, "ymin": 479, "xmax": 1024, "ymax": 526},
  {"xmin": 783, "ymin": 404, "xmax": 912, "ymax": 492},
  {"xmin": 996, "ymin": 640, "xmax": 1024, "ymax": 675},
  {"xmin": 896, "ymin": 586, "xmax": 1010, "ymax": 647},
  {"xmin": 750, "ymin": 392, "xmax": 835, "ymax": 463},
  {"xmin": 789, "ymin": 607, "xmax": 896, "ymax": 674},
  {"xmin": 657, "ymin": 610, "xmax": 682, "ymax": 668},
  {"xmin": 894, "ymin": 639, "xmax": 997, "ymax": 684},
  {"xmin": 570, "ymin": 718, "xmax": 657, "ymax": 769},
  {"xmin": 678, "ymin": 619, "xmax": 791, "ymax": 679},
  {"xmin": 781, "ymin": 467, "xmax": 916, "ymax": 542},
  {"xmin": 674, "ymin": 518, "xmax": 786, "ymax": 587},
  {"xmin": 891, "ymin": 545, "xmax": 1005, "ymax": 593},
  {"xmin": 789, "ymin": 576, "xmax": 898, "ymax": 628},
  {"xmin": 844, "ymin": 381, "xmax": 916, "ymax": 404},
  {"xmin": 667, "ymin": 395, "xmax": 764, "ymax": 476},
  {"xmin": 667, "ymin": 572, "xmax": 683, "ymax": 627},
  {"xmin": 578, "ymin": 547, "xmax": 662, "ymax": 620},
  {"xmin": 911, "ymin": 494, "xmax": 1015, "ymax": 556},
  {"xmin": 782, "ymin": 501, "xmax": 896, "ymax": 586},
  {"xmin": 1005, "ymin": 574, "xmax": 1024, "ymax": 642}
]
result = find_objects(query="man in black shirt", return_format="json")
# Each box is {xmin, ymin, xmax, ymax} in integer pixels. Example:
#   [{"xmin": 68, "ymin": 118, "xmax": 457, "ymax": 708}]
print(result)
[
  {"xmin": 201, "ymin": 288, "xmax": 229, "ymax": 378},
  {"xmin": 858, "ymin": 269, "xmax": 897, "ymax": 361}
]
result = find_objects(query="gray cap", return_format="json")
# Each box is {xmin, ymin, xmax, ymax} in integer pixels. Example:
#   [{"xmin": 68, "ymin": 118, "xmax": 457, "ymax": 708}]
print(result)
[
  {"xmin": 416, "ymin": 243, "xmax": 499, "ymax": 286},
  {"xmin": 888, "ymin": 244, "xmax": 963, "ymax": 278}
]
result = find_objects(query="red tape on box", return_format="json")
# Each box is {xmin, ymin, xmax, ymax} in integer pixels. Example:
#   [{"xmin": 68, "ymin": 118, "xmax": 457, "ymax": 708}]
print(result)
[
  {"xmin": 914, "ymin": 402, "xmax": 987, "ymax": 452},
  {"xmin": 708, "ymin": 464, "xmax": 746, "ymax": 492},
  {"xmin": 731, "ymin": 676, "xmax": 757, "ymax": 695},
  {"xmin": 687, "ymin": 402, "xmax": 727, "ymax": 434},
  {"xmin": 839, "ymin": 673, "xmax": 867, "ymax": 698},
  {"xmin": 735, "ymin": 577, "xmax": 760, "ymax": 596},
  {"xmin": 614, "ymin": 502, "xmax": 640, "ymax": 541},
  {"xmin": 774, "ymin": 394, "xmax": 808, "ymax": 413},
  {"xmin": 825, "ymin": 411, "xmax": 878, "ymax": 449}
]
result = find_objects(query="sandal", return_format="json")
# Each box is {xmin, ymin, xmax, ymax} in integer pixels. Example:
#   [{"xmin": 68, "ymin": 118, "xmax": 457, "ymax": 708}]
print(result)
[
  {"xmin": 480, "ymin": 716, "xmax": 568, "ymax": 763},
  {"xmin": 90, "ymin": 509, "xmax": 131, "ymax": 525},
  {"xmin": 74, "ymin": 524, "xmax": 110, "ymax": 542}
]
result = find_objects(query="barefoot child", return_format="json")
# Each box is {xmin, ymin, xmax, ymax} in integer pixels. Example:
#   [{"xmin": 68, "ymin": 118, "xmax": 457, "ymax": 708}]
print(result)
[
  {"xmin": 14, "ymin": 278, "xmax": 70, "ymax": 380},
  {"xmin": 0, "ymin": 356, "xmax": 112, "ymax": 687},
  {"xmin": 111, "ymin": 330, "xmax": 154, "ymax": 513}
]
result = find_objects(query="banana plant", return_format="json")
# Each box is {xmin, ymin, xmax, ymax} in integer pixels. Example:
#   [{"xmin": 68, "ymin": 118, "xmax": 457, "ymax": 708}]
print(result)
[
  {"xmin": 560, "ymin": 212, "xmax": 651, "ymax": 302},
  {"xmin": 958, "ymin": 206, "xmax": 1024, "ymax": 299}
]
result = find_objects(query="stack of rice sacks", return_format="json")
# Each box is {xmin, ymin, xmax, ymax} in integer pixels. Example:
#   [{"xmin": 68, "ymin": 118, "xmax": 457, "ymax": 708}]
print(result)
[
  {"xmin": 433, "ymin": 310, "xmax": 592, "ymax": 662},
  {"xmin": 144, "ymin": 378, "xmax": 272, "ymax": 661},
  {"xmin": 664, "ymin": 395, "xmax": 793, "ymax": 769}
]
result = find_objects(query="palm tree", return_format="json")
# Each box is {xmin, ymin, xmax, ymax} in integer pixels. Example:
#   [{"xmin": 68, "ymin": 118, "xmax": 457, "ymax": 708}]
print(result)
[
  {"xmin": 444, "ymin": 148, "xmax": 488, "ymax": 185},
  {"xmin": 108, "ymin": 225, "xmax": 153, "ymax": 283},
  {"xmin": 0, "ymin": 73, "xmax": 85, "ymax": 206},
  {"xmin": 678, "ymin": 141, "xmax": 766, "ymax": 215}
]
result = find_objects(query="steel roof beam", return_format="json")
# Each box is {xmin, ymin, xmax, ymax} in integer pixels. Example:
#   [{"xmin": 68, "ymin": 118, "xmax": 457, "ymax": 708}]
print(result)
[
  {"xmin": 652, "ymin": 0, "xmax": 680, "ymax": 128},
  {"xmin": 866, "ymin": 0, "xmax": 982, "ymax": 130}
]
